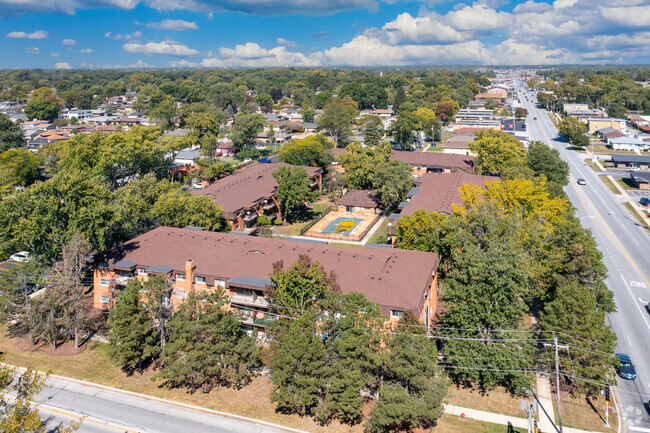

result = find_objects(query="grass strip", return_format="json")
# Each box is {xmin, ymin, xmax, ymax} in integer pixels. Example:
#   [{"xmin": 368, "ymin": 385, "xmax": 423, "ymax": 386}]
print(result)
[
  {"xmin": 598, "ymin": 176, "xmax": 621, "ymax": 195},
  {"xmin": 623, "ymin": 202, "xmax": 650, "ymax": 230}
]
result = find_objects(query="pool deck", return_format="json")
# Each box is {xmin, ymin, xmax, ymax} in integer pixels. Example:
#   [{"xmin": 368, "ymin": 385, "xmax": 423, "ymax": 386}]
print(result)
[{"xmin": 305, "ymin": 211, "xmax": 379, "ymax": 242}]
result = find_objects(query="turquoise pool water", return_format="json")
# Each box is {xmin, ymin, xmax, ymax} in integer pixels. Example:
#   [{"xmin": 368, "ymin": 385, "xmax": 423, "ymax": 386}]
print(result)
[{"xmin": 321, "ymin": 216, "xmax": 363, "ymax": 235}]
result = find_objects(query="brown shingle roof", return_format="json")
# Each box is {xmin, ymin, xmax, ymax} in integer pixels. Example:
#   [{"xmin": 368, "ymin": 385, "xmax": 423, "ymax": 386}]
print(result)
[
  {"xmin": 100, "ymin": 226, "xmax": 439, "ymax": 314},
  {"xmin": 338, "ymin": 190, "xmax": 380, "ymax": 208},
  {"xmin": 390, "ymin": 150, "xmax": 475, "ymax": 172},
  {"xmin": 401, "ymin": 172, "xmax": 497, "ymax": 216},
  {"xmin": 190, "ymin": 162, "xmax": 321, "ymax": 219}
]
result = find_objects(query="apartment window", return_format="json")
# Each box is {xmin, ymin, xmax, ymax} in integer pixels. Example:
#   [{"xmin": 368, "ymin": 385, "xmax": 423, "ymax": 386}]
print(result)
[
  {"xmin": 345, "ymin": 206, "xmax": 354, "ymax": 214},
  {"xmin": 390, "ymin": 310, "xmax": 404, "ymax": 319},
  {"xmin": 176, "ymin": 291, "xmax": 186, "ymax": 299},
  {"xmin": 138, "ymin": 268, "xmax": 146, "ymax": 275},
  {"xmin": 100, "ymin": 279, "xmax": 109, "ymax": 286},
  {"xmin": 100, "ymin": 296, "xmax": 110, "ymax": 304},
  {"xmin": 99, "ymin": 261, "xmax": 108, "ymax": 269},
  {"xmin": 214, "ymin": 279, "xmax": 226, "ymax": 287},
  {"xmin": 196, "ymin": 276, "xmax": 206, "ymax": 284},
  {"xmin": 176, "ymin": 273, "xmax": 186, "ymax": 281}
]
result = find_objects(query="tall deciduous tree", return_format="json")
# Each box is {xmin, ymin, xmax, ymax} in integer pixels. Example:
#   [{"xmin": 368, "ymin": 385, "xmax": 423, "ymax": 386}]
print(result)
[
  {"xmin": 272, "ymin": 166, "xmax": 319, "ymax": 222},
  {"xmin": 142, "ymin": 276, "xmax": 174, "ymax": 352},
  {"xmin": 159, "ymin": 290, "xmax": 259, "ymax": 392},
  {"xmin": 24, "ymin": 96, "xmax": 61, "ymax": 121},
  {"xmin": 0, "ymin": 148, "xmax": 40, "ymax": 195},
  {"xmin": 469, "ymin": 129, "xmax": 527, "ymax": 176},
  {"xmin": 153, "ymin": 190, "xmax": 228, "ymax": 232},
  {"xmin": 0, "ymin": 113, "xmax": 24, "ymax": 153},
  {"xmin": 317, "ymin": 98, "xmax": 358, "ymax": 146},
  {"xmin": 558, "ymin": 116, "xmax": 589, "ymax": 148},
  {"xmin": 108, "ymin": 278, "xmax": 156, "ymax": 373},
  {"xmin": 339, "ymin": 141, "xmax": 390, "ymax": 190},
  {"xmin": 371, "ymin": 160, "xmax": 412, "ymax": 209},
  {"xmin": 230, "ymin": 113, "xmax": 266, "ymax": 152},
  {"xmin": 278, "ymin": 134, "xmax": 334, "ymax": 173},
  {"xmin": 47, "ymin": 232, "xmax": 93, "ymax": 350}
]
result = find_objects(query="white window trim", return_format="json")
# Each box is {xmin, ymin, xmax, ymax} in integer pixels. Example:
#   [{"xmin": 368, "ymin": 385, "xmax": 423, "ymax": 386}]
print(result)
[
  {"xmin": 100, "ymin": 296, "xmax": 110, "ymax": 304},
  {"xmin": 214, "ymin": 279, "xmax": 226, "ymax": 287},
  {"xmin": 138, "ymin": 268, "xmax": 146, "ymax": 275},
  {"xmin": 390, "ymin": 310, "xmax": 403, "ymax": 319},
  {"xmin": 176, "ymin": 291, "xmax": 186, "ymax": 299},
  {"xmin": 100, "ymin": 279, "xmax": 109, "ymax": 286},
  {"xmin": 196, "ymin": 276, "xmax": 206, "ymax": 284},
  {"xmin": 176, "ymin": 273, "xmax": 186, "ymax": 281}
]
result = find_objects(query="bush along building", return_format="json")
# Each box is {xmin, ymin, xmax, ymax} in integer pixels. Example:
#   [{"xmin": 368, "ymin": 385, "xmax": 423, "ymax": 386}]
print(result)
[{"xmin": 94, "ymin": 226, "xmax": 440, "ymax": 337}]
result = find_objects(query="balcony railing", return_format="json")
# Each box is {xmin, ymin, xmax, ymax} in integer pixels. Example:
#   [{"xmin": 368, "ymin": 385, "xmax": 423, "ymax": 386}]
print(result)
[
  {"xmin": 262, "ymin": 202, "xmax": 276, "ymax": 210},
  {"xmin": 242, "ymin": 213, "xmax": 258, "ymax": 222},
  {"xmin": 230, "ymin": 295, "xmax": 268, "ymax": 308},
  {"xmin": 111, "ymin": 276, "xmax": 132, "ymax": 286}
]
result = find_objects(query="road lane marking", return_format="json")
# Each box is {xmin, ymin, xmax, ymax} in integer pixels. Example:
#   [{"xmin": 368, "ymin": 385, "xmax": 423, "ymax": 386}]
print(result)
[
  {"xmin": 629, "ymin": 427, "xmax": 650, "ymax": 432},
  {"xmin": 620, "ymin": 275, "xmax": 650, "ymax": 333},
  {"xmin": 630, "ymin": 281, "xmax": 647, "ymax": 289},
  {"xmin": 639, "ymin": 297, "xmax": 648, "ymax": 304},
  {"xmin": 37, "ymin": 404, "xmax": 142, "ymax": 433}
]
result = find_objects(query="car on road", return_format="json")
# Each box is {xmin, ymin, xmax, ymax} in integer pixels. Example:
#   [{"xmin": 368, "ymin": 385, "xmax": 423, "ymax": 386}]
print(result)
[
  {"xmin": 258, "ymin": 157, "xmax": 272, "ymax": 163},
  {"xmin": 640, "ymin": 197, "xmax": 650, "ymax": 206},
  {"xmin": 616, "ymin": 353, "xmax": 637, "ymax": 380},
  {"xmin": 9, "ymin": 251, "xmax": 30, "ymax": 262},
  {"xmin": 577, "ymin": 178, "xmax": 587, "ymax": 185},
  {"xmin": 534, "ymin": 117, "xmax": 537, "ymax": 120}
]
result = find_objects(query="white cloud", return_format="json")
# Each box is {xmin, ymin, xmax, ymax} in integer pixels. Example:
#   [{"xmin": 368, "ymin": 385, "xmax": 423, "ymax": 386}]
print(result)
[
  {"xmin": 513, "ymin": 0, "xmax": 552, "ymax": 13},
  {"xmin": 144, "ymin": 0, "xmax": 378, "ymax": 15},
  {"xmin": 202, "ymin": 42, "xmax": 319, "ymax": 67},
  {"xmin": 105, "ymin": 32, "xmax": 123, "ymax": 40},
  {"xmin": 62, "ymin": 38, "xmax": 77, "ymax": 45},
  {"xmin": 603, "ymin": 5, "xmax": 650, "ymax": 27},
  {"xmin": 445, "ymin": 3, "xmax": 511, "ymax": 31},
  {"xmin": 80, "ymin": 48, "xmax": 94, "ymax": 53},
  {"xmin": 0, "ymin": 0, "xmax": 138, "ymax": 18},
  {"xmin": 379, "ymin": 12, "xmax": 469, "ymax": 45},
  {"xmin": 124, "ymin": 30, "xmax": 143, "ymax": 40},
  {"xmin": 7, "ymin": 30, "xmax": 48, "ymax": 39},
  {"xmin": 276, "ymin": 37, "xmax": 298, "ymax": 48},
  {"xmin": 145, "ymin": 19, "xmax": 199, "ymax": 30},
  {"xmin": 54, "ymin": 62, "xmax": 71, "ymax": 69},
  {"xmin": 169, "ymin": 59, "xmax": 198, "ymax": 67},
  {"xmin": 122, "ymin": 40, "xmax": 199, "ymax": 56},
  {"xmin": 51, "ymin": 53, "xmax": 60, "ymax": 57},
  {"xmin": 128, "ymin": 59, "xmax": 150, "ymax": 67},
  {"xmin": 25, "ymin": 47, "xmax": 40, "ymax": 54}
]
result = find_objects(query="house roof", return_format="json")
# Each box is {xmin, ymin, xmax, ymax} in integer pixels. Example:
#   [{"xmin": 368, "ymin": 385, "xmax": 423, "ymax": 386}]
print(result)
[
  {"xmin": 390, "ymin": 150, "xmax": 475, "ymax": 172},
  {"xmin": 190, "ymin": 162, "xmax": 321, "ymax": 219},
  {"xmin": 338, "ymin": 190, "xmax": 381, "ymax": 208},
  {"xmin": 175, "ymin": 149, "xmax": 202, "ymax": 161},
  {"xmin": 609, "ymin": 137, "xmax": 645, "ymax": 145},
  {"xmin": 399, "ymin": 171, "xmax": 497, "ymax": 217},
  {"xmin": 596, "ymin": 127, "xmax": 618, "ymax": 134},
  {"xmin": 603, "ymin": 131, "xmax": 626, "ymax": 139},
  {"xmin": 98, "ymin": 226, "xmax": 440, "ymax": 314},
  {"xmin": 609, "ymin": 154, "xmax": 650, "ymax": 164}
]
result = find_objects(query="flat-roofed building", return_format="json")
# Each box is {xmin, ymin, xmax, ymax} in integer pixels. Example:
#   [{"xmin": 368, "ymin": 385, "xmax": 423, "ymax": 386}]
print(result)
[{"xmin": 390, "ymin": 150, "xmax": 475, "ymax": 175}]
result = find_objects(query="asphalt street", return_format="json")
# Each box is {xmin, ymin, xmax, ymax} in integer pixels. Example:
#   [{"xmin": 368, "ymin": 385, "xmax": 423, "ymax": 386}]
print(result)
[
  {"xmin": 517, "ymin": 80, "xmax": 650, "ymax": 432},
  {"xmin": 21, "ymin": 375, "xmax": 297, "ymax": 433}
]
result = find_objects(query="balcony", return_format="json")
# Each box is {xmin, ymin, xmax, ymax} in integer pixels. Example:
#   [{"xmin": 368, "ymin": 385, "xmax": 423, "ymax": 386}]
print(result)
[
  {"xmin": 242, "ymin": 213, "xmax": 258, "ymax": 222},
  {"xmin": 111, "ymin": 276, "xmax": 132, "ymax": 286},
  {"xmin": 230, "ymin": 294, "xmax": 268, "ymax": 308},
  {"xmin": 262, "ymin": 202, "xmax": 276, "ymax": 211}
]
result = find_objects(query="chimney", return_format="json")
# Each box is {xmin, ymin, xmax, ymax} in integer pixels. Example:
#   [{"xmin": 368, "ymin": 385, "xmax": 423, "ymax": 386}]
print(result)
[{"xmin": 185, "ymin": 259, "xmax": 195, "ymax": 293}]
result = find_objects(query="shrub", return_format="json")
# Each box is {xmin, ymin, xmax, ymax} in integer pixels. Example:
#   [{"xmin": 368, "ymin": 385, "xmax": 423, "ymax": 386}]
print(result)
[
  {"xmin": 258, "ymin": 215, "xmax": 271, "ymax": 227},
  {"xmin": 273, "ymin": 218, "xmax": 283, "ymax": 226}
]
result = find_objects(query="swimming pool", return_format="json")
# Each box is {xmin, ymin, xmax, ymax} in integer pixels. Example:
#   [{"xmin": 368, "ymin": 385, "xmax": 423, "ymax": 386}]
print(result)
[{"xmin": 321, "ymin": 216, "xmax": 363, "ymax": 235}]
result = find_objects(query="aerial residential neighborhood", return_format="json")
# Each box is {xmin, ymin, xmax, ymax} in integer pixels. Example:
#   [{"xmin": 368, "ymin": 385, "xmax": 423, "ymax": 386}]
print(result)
[{"xmin": 1, "ymin": 2, "xmax": 650, "ymax": 433}]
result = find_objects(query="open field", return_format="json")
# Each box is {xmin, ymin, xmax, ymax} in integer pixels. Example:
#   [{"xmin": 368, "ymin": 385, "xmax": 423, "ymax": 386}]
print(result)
[
  {"xmin": 367, "ymin": 218, "xmax": 390, "ymax": 245},
  {"xmin": 445, "ymin": 386, "xmax": 527, "ymax": 419},
  {"xmin": 553, "ymin": 393, "xmax": 618, "ymax": 432},
  {"xmin": 433, "ymin": 414, "xmax": 526, "ymax": 433}
]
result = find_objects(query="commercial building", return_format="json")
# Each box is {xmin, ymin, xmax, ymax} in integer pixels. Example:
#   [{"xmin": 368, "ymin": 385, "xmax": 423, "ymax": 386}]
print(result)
[{"xmin": 94, "ymin": 226, "xmax": 441, "ymax": 335}]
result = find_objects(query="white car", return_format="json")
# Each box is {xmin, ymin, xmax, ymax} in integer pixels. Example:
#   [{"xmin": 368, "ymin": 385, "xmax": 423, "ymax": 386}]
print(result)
[{"xmin": 9, "ymin": 251, "xmax": 30, "ymax": 262}]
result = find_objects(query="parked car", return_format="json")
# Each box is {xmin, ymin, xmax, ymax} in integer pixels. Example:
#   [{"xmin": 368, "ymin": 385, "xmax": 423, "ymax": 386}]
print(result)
[
  {"xmin": 9, "ymin": 251, "xmax": 30, "ymax": 263},
  {"xmin": 533, "ymin": 117, "xmax": 537, "ymax": 120},
  {"xmin": 640, "ymin": 197, "xmax": 650, "ymax": 206},
  {"xmin": 616, "ymin": 353, "xmax": 637, "ymax": 380},
  {"xmin": 258, "ymin": 157, "xmax": 271, "ymax": 163},
  {"xmin": 630, "ymin": 166, "xmax": 641, "ymax": 172},
  {"xmin": 577, "ymin": 178, "xmax": 587, "ymax": 185}
]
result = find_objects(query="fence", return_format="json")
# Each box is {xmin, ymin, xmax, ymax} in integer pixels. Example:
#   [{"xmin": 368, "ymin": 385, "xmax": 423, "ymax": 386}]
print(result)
[{"xmin": 299, "ymin": 205, "xmax": 336, "ymax": 236}]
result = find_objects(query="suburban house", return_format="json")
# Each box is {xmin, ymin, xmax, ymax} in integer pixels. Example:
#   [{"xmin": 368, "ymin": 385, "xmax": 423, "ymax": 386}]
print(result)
[
  {"xmin": 190, "ymin": 162, "xmax": 322, "ymax": 232},
  {"xmin": 93, "ymin": 226, "xmax": 441, "ymax": 336},
  {"xmin": 337, "ymin": 190, "xmax": 381, "ymax": 215},
  {"xmin": 390, "ymin": 150, "xmax": 475, "ymax": 175},
  {"xmin": 587, "ymin": 117, "xmax": 626, "ymax": 134},
  {"xmin": 442, "ymin": 132, "xmax": 476, "ymax": 156},
  {"xmin": 173, "ymin": 149, "xmax": 203, "ymax": 167},
  {"xmin": 608, "ymin": 136, "xmax": 649, "ymax": 152},
  {"xmin": 215, "ymin": 140, "xmax": 236, "ymax": 157},
  {"xmin": 474, "ymin": 92, "xmax": 506, "ymax": 101},
  {"xmin": 607, "ymin": 154, "xmax": 650, "ymax": 170}
]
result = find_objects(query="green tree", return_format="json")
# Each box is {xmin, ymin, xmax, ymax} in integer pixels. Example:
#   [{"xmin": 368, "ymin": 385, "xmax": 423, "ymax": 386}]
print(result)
[
  {"xmin": 606, "ymin": 103, "xmax": 627, "ymax": 119},
  {"xmin": 317, "ymin": 98, "xmax": 358, "ymax": 146},
  {"xmin": 230, "ymin": 113, "xmax": 266, "ymax": 152},
  {"xmin": 393, "ymin": 86, "xmax": 407, "ymax": 112},
  {"xmin": 197, "ymin": 159, "xmax": 234, "ymax": 182},
  {"xmin": 272, "ymin": 166, "xmax": 319, "ymax": 222},
  {"xmin": 108, "ymin": 278, "xmax": 156, "ymax": 373},
  {"xmin": 270, "ymin": 310, "xmax": 327, "ymax": 416},
  {"xmin": 527, "ymin": 141, "xmax": 569, "ymax": 196},
  {"xmin": 142, "ymin": 275, "xmax": 174, "ymax": 352},
  {"xmin": 153, "ymin": 190, "xmax": 228, "ymax": 232},
  {"xmin": 392, "ymin": 110, "xmax": 419, "ymax": 149},
  {"xmin": 514, "ymin": 107, "xmax": 528, "ymax": 118},
  {"xmin": 558, "ymin": 117, "xmax": 589, "ymax": 148},
  {"xmin": 255, "ymin": 93, "xmax": 273, "ymax": 113},
  {"xmin": 414, "ymin": 107, "xmax": 437, "ymax": 140},
  {"xmin": 469, "ymin": 129, "xmax": 527, "ymax": 176},
  {"xmin": 159, "ymin": 290, "xmax": 259, "ymax": 392},
  {"xmin": 339, "ymin": 141, "xmax": 390, "ymax": 190},
  {"xmin": 268, "ymin": 255, "xmax": 339, "ymax": 317},
  {"xmin": 0, "ymin": 148, "xmax": 40, "ymax": 195},
  {"xmin": 24, "ymin": 96, "xmax": 60, "ymax": 121},
  {"xmin": 302, "ymin": 108, "xmax": 315, "ymax": 123},
  {"xmin": 371, "ymin": 160, "xmax": 412, "ymax": 209},
  {"xmin": 0, "ymin": 113, "xmax": 24, "ymax": 152},
  {"xmin": 361, "ymin": 115, "xmax": 384, "ymax": 147},
  {"xmin": 366, "ymin": 328, "xmax": 447, "ymax": 433},
  {"xmin": 278, "ymin": 134, "xmax": 334, "ymax": 172},
  {"xmin": 435, "ymin": 99, "xmax": 460, "ymax": 124}
]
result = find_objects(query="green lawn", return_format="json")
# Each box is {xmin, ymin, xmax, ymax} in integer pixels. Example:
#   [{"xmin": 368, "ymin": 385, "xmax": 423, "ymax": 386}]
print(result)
[
  {"xmin": 427, "ymin": 146, "xmax": 445, "ymax": 152},
  {"xmin": 616, "ymin": 178, "xmax": 634, "ymax": 190},
  {"xmin": 586, "ymin": 159, "xmax": 603, "ymax": 172},
  {"xmin": 553, "ymin": 393, "xmax": 618, "ymax": 433},
  {"xmin": 433, "ymin": 414, "xmax": 526, "ymax": 433},
  {"xmin": 367, "ymin": 218, "xmax": 390, "ymax": 245},
  {"xmin": 273, "ymin": 200, "xmax": 334, "ymax": 236},
  {"xmin": 598, "ymin": 176, "xmax": 621, "ymax": 195}
]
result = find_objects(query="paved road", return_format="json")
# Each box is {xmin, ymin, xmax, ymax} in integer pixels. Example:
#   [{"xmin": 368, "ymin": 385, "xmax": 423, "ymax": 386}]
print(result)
[
  {"xmin": 21, "ymin": 375, "xmax": 297, "ymax": 433},
  {"xmin": 516, "ymin": 79, "xmax": 650, "ymax": 433}
]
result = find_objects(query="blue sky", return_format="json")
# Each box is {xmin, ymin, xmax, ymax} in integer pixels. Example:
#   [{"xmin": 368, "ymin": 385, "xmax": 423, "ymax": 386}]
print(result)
[{"xmin": 1, "ymin": 0, "xmax": 649, "ymax": 69}]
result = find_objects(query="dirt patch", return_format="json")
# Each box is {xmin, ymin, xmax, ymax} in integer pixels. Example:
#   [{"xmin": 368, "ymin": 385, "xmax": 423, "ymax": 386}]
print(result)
[{"xmin": 16, "ymin": 338, "xmax": 86, "ymax": 356}]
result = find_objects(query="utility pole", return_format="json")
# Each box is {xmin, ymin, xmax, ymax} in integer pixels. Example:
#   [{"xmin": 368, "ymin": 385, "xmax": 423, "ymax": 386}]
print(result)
[
  {"xmin": 544, "ymin": 332, "xmax": 568, "ymax": 433},
  {"xmin": 604, "ymin": 383, "xmax": 611, "ymax": 428}
]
